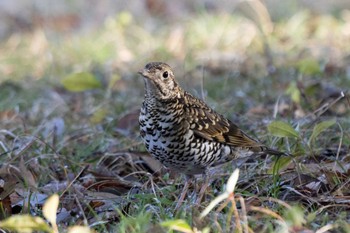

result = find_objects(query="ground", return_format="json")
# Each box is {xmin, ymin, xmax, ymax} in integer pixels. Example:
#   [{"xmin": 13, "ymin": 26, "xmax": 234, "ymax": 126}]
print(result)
[{"xmin": 0, "ymin": 1, "xmax": 349, "ymax": 233}]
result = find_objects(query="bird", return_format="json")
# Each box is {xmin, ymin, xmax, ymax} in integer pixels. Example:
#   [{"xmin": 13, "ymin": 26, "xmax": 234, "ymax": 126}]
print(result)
[{"xmin": 138, "ymin": 62, "xmax": 285, "ymax": 208}]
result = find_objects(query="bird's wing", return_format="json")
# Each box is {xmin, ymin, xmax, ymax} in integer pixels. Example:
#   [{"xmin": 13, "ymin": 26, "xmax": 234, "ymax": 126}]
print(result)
[{"xmin": 182, "ymin": 91, "xmax": 265, "ymax": 152}]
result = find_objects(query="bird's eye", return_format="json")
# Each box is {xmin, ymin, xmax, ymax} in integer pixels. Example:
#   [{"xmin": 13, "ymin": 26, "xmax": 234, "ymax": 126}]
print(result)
[{"xmin": 162, "ymin": 71, "xmax": 168, "ymax": 79}]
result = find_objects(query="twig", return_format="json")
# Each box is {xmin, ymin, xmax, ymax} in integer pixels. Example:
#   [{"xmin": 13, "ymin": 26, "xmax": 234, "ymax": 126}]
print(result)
[
  {"xmin": 74, "ymin": 195, "xmax": 88, "ymax": 226},
  {"xmin": 248, "ymin": 205, "xmax": 285, "ymax": 223},
  {"xmin": 230, "ymin": 193, "xmax": 242, "ymax": 233},
  {"xmin": 273, "ymin": 95, "xmax": 281, "ymax": 119},
  {"xmin": 200, "ymin": 65, "xmax": 206, "ymax": 102},
  {"xmin": 213, "ymin": 198, "xmax": 230, "ymax": 233},
  {"xmin": 238, "ymin": 195, "xmax": 249, "ymax": 233},
  {"xmin": 312, "ymin": 91, "xmax": 345, "ymax": 118},
  {"xmin": 60, "ymin": 165, "xmax": 88, "ymax": 198},
  {"xmin": 333, "ymin": 122, "xmax": 343, "ymax": 171},
  {"xmin": 315, "ymin": 223, "xmax": 338, "ymax": 233}
]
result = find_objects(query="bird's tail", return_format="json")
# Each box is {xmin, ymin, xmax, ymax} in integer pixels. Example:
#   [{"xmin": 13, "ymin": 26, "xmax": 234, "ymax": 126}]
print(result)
[
  {"xmin": 249, "ymin": 144, "xmax": 291, "ymax": 157},
  {"xmin": 264, "ymin": 147, "xmax": 291, "ymax": 156}
]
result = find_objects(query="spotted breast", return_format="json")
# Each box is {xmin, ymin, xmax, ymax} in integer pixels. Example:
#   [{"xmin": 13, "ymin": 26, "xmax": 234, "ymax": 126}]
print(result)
[{"xmin": 138, "ymin": 62, "xmax": 283, "ymax": 175}]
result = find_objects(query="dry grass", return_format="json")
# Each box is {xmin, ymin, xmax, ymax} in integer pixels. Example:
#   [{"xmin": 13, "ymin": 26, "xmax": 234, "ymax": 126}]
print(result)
[{"xmin": 0, "ymin": 2, "xmax": 349, "ymax": 233}]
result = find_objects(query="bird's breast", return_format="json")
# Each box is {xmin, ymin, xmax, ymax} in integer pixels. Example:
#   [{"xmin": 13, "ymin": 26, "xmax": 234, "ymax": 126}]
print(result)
[{"xmin": 139, "ymin": 100, "xmax": 186, "ymax": 151}]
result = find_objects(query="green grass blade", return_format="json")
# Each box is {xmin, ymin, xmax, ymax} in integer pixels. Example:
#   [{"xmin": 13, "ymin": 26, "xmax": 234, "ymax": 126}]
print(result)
[{"xmin": 268, "ymin": 121, "xmax": 299, "ymax": 138}]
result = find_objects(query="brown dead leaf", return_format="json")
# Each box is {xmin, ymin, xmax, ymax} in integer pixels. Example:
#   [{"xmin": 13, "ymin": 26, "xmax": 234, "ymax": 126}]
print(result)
[
  {"xmin": 89, "ymin": 200, "xmax": 104, "ymax": 209},
  {"xmin": 115, "ymin": 109, "xmax": 140, "ymax": 136},
  {"xmin": 41, "ymin": 181, "xmax": 86, "ymax": 194},
  {"xmin": 19, "ymin": 157, "xmax": 37, "ymax": 189},
  {"xmin": 0, "ymin": 186, "xmax": 12, "ymax": 220},
  {"xmin": 33, "ymin": 14, "xmax": 80, "ymax": 32},
  {"xmin": 246, "ymin": 104, "xmax": 270, "ymax": 116},
  {"xmin": 83, "ymin": 151, "xmax": 166, "ymax": 196},
  {"xmin": 98, "ymin": 152, "xmax": 163, "ymax": 176}
]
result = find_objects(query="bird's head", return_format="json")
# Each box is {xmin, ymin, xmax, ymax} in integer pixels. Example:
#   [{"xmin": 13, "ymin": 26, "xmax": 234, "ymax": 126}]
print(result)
[{"xmin": 138, "ymin": 62, "xmax": 180, "ymax": 100}]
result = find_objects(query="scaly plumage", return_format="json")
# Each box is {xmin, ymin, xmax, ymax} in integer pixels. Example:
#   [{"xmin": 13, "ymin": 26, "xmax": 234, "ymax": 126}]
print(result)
[{"xmin": 138, "ymin": 62, "xmax": 283, "ymax": 176}]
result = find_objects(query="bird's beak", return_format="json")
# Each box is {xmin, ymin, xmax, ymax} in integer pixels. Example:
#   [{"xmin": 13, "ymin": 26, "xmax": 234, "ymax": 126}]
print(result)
[{"xmin": 138, "ymin": 68, "xmax": 150, "ymax": 78}]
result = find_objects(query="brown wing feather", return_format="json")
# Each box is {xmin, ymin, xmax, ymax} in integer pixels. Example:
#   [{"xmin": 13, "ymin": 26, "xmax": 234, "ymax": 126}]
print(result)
[{"xmin": 182, "ymin": 92, "xmax": 265, "ymax": 151}]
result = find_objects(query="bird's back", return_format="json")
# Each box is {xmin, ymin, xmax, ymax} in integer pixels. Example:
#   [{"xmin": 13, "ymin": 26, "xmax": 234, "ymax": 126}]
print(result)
[
  {"xmin": 139, "ymin": 90, "xmax": 265, "ymax": 174},
  {"xmin": 138, "ymin": 62, "xmax": 284, "ymax": 175}
]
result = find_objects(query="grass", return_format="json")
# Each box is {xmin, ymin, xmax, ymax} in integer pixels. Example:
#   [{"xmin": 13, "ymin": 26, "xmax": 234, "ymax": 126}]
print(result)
[{"xmin": 0, "ymin": 3, "xmax": 349, "ymax": 233}]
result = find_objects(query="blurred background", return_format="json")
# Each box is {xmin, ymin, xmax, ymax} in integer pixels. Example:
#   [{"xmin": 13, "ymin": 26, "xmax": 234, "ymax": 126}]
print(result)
[
  {"xmin": 1, "ymin": 0, "xmax": 349, "ymax": 135},
  {"xmin": 0, "ymin": 0, "xmax": 349, "ymax": 129},
  {"xmin": 1, "ymin": 0, "xmax": 350, "ymax": 80},
  {"xmin": 1, "ymin": 0, "xmax": 349, "ymax": 117}
]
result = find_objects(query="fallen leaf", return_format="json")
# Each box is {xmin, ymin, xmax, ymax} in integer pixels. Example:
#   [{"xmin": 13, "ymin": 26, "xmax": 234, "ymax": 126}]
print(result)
[{"xmin": 61, "ymin": 72, "xmax": 102, "ymax": 92}]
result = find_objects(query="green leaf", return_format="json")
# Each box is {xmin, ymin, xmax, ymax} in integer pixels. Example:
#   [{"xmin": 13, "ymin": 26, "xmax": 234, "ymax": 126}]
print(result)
[
  {"xmin": 61, "ymin": 72, "xmax": 102, "ymax": 92},
  {"xmin": 297, "ymin": 58, "xmax": 321, "ymax": 75},
  {"xmin": 90, "ymin": 108, "xmax": 108, "ymax": 124},
  {"xmin": 308, "ymin": 119, "xmax": 336, "ymax": 145},
  {"xmin": 268, "ymin": 121, "xmax": 299, "ymax": 138},
  {"xmin": 268, "ymin": 156, "xmax": 292, "ymax": 174},
  {"xmin": 161, "ymin": 219, "xmax": 193, "ymax": 233},
  {"xmin": 108, "ymin": 74, "xmax": 120, "ymax": 90},
  {"xmin": 286, "ymin": 81, "xmax": 301, "ymax": 104},
  {"xmin": 0, "ymin": 214, "xmax": 52, "ymax": 233},
  {"xmin": 283, "ymin": 206, "xmax": 305, "ymax": 227},
  {"xmin": 117, "ymin": 11, "xmax": 133, "ymax": 27}
]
